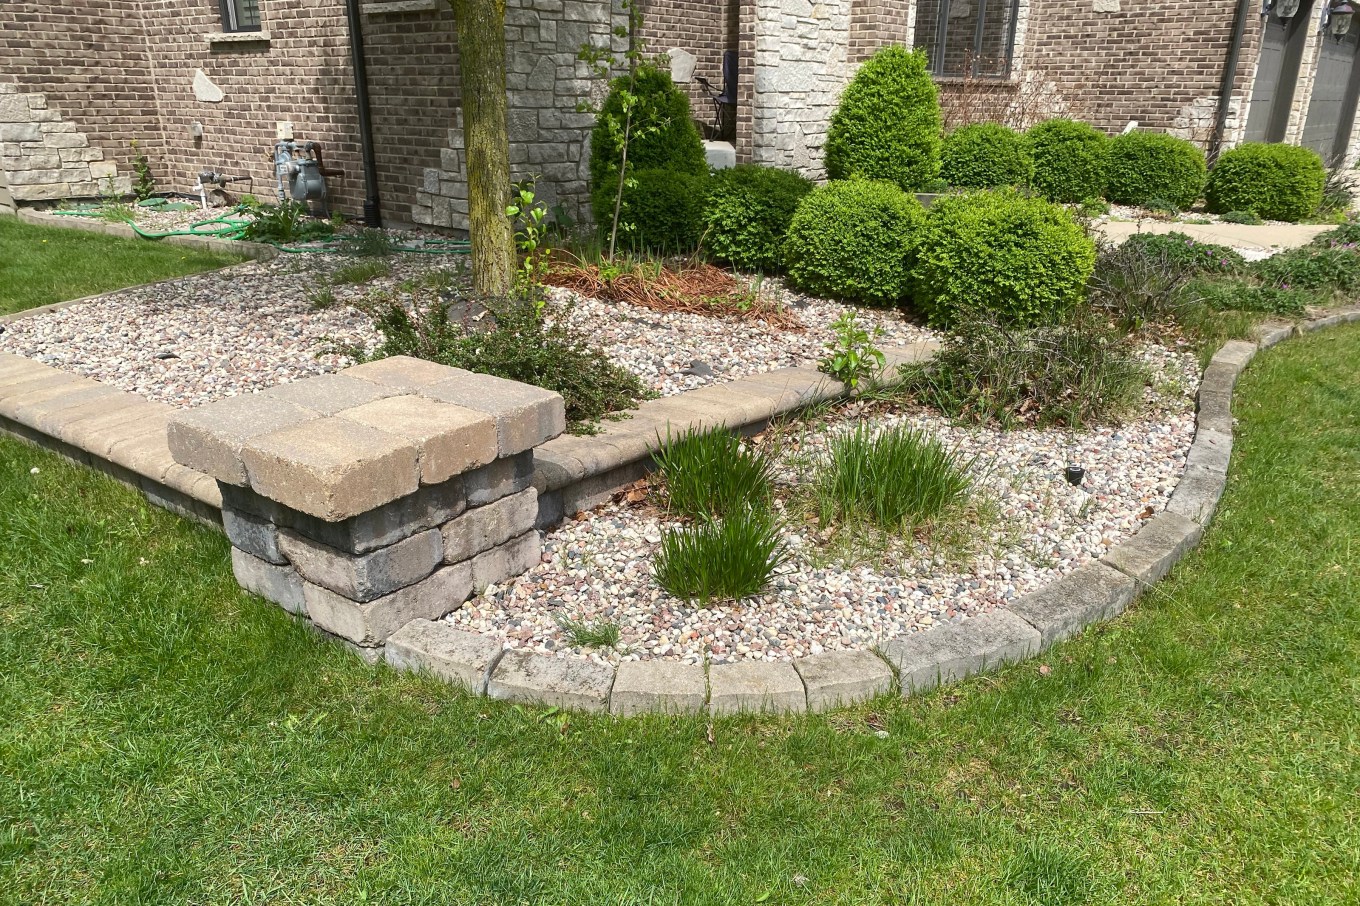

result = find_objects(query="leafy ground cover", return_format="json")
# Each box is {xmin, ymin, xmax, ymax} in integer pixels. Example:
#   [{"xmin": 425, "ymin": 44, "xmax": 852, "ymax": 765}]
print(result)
[
  {"xmin": 0, "ymin": 216, "xmax": 240, "ymax": 316},
  {"xmin": 1, "ymin": 324, "xmax": 1356, "ymax": 904}
]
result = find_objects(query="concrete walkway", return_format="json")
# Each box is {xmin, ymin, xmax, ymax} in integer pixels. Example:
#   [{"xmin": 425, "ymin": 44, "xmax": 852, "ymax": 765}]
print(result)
[{"xmin": 1096, "ymin": 219, "xmax": 1334, "ymax": 252}]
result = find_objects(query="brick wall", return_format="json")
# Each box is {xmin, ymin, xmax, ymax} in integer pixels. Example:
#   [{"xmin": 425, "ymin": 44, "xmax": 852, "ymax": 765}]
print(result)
[
  {"xmin": 849, "ymin": 0, "xmax": 913, "ymax": 64},
  {"xmin": 640, "ymin": 0, "xmax": 738, "ymax": 134}
]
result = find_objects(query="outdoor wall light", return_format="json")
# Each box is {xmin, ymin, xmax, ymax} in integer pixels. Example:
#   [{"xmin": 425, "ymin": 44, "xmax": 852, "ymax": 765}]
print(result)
[
  {"xmin": 1265, "ymin": 0, "xmax": 1302, "ymax": 18},
  {"xmin": 1325, "ymin": 1, "xmax": 1356, "ymax": 36}
]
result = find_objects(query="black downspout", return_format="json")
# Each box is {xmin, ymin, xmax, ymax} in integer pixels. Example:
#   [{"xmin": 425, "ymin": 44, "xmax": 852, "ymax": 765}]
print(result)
[
  {"xmin": 1211, "ymin": 0, "xmax": 1254, "ymax": 164},
  {"xmin": 344, "ymin": 0, "xmax": 382, "ymax": 227}
]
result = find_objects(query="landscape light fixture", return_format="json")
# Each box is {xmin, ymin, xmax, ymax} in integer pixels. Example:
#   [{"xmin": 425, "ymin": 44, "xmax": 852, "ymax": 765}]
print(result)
[
  {"xmin": 1263, "ymin": 0, "xmax": 1302, "ymax": 17},
  {"xmin": 1325, "ymin": 1, "xmax": 1356, "ymax": 36}
]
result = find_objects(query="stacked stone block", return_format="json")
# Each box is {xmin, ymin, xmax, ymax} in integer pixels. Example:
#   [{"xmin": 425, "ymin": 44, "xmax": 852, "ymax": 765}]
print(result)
[
  {"xmin": 0, "ymin": 84, "xmax": 127, "ymax": 202},
  {"xmin": 167, "ymin": 356, "xmax": 565, "ymax": 656}
]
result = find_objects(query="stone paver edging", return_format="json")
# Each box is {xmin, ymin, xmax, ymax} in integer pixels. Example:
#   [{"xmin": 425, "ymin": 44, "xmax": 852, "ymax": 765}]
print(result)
[{"xmin": 1, "ymin": 257, "xmax": 1356, "ymax": 714}]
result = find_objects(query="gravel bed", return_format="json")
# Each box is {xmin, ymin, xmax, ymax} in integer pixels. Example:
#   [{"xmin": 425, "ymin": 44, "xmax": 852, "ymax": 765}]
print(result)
[
  {"xmin": 447, "ymin": 343, "xmax": 1201, "ymax": 665},
  {"xmin": 1, "ymin": 240, "xmax": 933, "ymax": 405}
]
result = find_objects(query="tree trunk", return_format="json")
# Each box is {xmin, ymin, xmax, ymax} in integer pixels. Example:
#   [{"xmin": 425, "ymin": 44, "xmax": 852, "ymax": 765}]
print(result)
[{"xmin": 452, "ymin": 0, "xmax": 515, "ymax": 297}]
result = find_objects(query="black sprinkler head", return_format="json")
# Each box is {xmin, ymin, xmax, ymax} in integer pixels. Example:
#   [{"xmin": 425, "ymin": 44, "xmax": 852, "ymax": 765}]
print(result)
[{"xmin": 1065, "ymin": 464, "xmax": 1085, "ymax": 487}]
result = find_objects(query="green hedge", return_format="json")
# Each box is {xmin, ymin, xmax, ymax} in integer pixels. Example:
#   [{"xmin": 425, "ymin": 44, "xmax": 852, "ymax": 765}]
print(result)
[
  {"xmin": 940, "ymin": 123, "xmax": 1033, "ymax": 189},
  {"xmin": 824, "ymin": 46, "xmax": 942, "ymax": 191},
  {"xmin": 783, "ymin": 179, "xmax": 925, "ymax": 306},
  {"xmin": 1205, "ymin": 142, "xmax": 1326, "ymax": 222},
  {"xmin": 1027, "ymin": 119, "xmax": 1109, "ymax": 204},
  {"xmin": 589, "ymin": 64, "xmax": 707, "ymax": 225},
  {"xmin": 601, "ymin": 168, "xmax": 711, "ymax": 254},
  {"xmin": 911, "ymin": 189, "xmax": 1096, "ymax": 328},
  {"xmin": 1105, "ymin": 130, "xmax": 1206, "ymax": 210},
  {"xmin": 703, "ymin": 165, "xmax": 814, "ymax": 273}
]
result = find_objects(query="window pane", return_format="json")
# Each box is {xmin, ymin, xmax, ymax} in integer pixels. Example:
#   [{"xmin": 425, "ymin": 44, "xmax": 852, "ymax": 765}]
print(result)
[
  {"xmin": 913, "ymin": 0, "xmax": 1017, "ymax": 79},
  {"xmin": 229, "ymin": 0, "xmax": 261, "ymax": 30}
]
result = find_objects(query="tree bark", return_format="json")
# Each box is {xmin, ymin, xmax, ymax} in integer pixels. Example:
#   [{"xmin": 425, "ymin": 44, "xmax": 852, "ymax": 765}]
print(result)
[{"xmin": 452, "ymin": 0, "xmax": 515, "ymax": 297}]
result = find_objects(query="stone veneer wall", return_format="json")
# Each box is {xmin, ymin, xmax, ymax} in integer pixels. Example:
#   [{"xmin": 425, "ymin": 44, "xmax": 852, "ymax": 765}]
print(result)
[{"xmin": 0, "ymin": 83, "xmax": 130, "ymax": 202}]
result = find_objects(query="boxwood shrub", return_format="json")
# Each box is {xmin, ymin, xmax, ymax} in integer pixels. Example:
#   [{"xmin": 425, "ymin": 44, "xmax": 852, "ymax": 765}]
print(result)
[
  {"xmin": 602, "ymin": 168, "xmax": 711, "ymax": 254},
  {"xmin": 783, "ymin": 179, "xmax": 924, "ymax": 306},
  {"xmin": 940, "ymin": 123, "xmax": 1033, "ymax": 189},
  {"xmin": 1027, "ymin": 119, "xmax": 1109, "ymax": 204},
  {"xmin": 1205, "ymin": 142, "xmax": 1326, "ymax": 222},
  {"xmin": 824, "ymin": 46, "xmax": 942, "ymax": 191},
  {"xmin": 703, "ymin": 165, "xmax": 815, "ymax": 273},
  {"xmin": 589, "ymin": 64, "xmax": 707, "ymax": 224},
  {"xmin": 911, "ymin": 189, "xmax": 1096, "ymax": 328},
  {"xmin": 1105, "ymin": 130, "xmax": 1206, "ymax": 210}
]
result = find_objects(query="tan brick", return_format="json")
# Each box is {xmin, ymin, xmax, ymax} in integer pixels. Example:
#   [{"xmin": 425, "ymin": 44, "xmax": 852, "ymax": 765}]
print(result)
[{"xmin": 337, "ymin": 394, "xmax": 496, "ymax": 485}]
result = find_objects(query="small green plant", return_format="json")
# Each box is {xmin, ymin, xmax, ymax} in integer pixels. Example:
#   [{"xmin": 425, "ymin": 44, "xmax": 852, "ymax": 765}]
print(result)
[
  {"xmin": 652, "ymin": 427, "xmax": 773, "ymax": 521},
  {"xmin": 1250, "ymin": 244, "xmax": 1360, "ymax": 292},
  {"xmin": 819, "ymin": 311, "xmax": 885, "ymax": 391},
  {"xmin": 1220, "ymin": 210, "xmax": 1263, "ymax": 225},
  {"xmin": 652, "ymin": 510, "xmax": 789, "ymax": 603},
  {"xmin": 306, "ymin": 284, "xmax": 337, "ymax": 310},
  {"xmin": 1317, "ymin": 160, "xmax": 1354, "ymax": 219},
  {"xmin": 703, "ymin": 164, "xmax": 814, "ymax": 273},
  {"xmin": 130, "ymin": 140, "xmax": 155, "ymax": 202},
  {"xmin": 339, "ymin": 228, "xmax": 397, "ymax": 257},
  {"xmin": 555, "ymin": 616, "xmax": 621, "ymax": 649},
  {"xmin": 1089, "ymin": 238, "xmax": 1197, "ymax": 331},
  {"xmin": 1205, "ymin": 142, "xmax": 1326, "ymax": 222},
  {"xmin": 506, "ymin": 177, "xmax": 554, "ymax": 312},
  {"xmin": 1078, "ymin": 197, "xmax": 1110, "ymax": 218},
  {"xmin": 1105, "ymin": 130, "xmax": 1206, "ymax": 211},
  {"xmin": 95, "ymin": 177, "xmax": 135, "ymax": 223},
  {"xmin": 241, "ymin": 200, "xmax": 335, "ymax": 243},
  {"xmin": 911, "ymin": 189, "xmax": 1096, "ymax": 328},
  {"xmin": 783, "ymin": 179, "xmax": 925, "ymax": 306},
  {"xmin": 1027, "ymin": 119, "xmax": 1110, "ymax": 204},
  {"xmin": 940, "ymin": 122, "xmax": 1034, "ymax": 189},
  {"xmin": 1143, "ymin": 197, "xmax": 1182, "ymax": 217},
  {"xmin": 825, "ymin": 45, "xmax": 943, "ymax": 191},
  {"xmin": 1184, "ymin": 277, "xmax": 1309, "ymax": 316},
  {"xmin": 1119, "ymin": 232, "xmax": 1245, "ymax": 276},
  {"xmin": 814, "ymin": 423, "xmax": 973, "ymax": 534},
  {"xmin": 332, "ymin": 259, "xmax": 391, "ymax": 285}
]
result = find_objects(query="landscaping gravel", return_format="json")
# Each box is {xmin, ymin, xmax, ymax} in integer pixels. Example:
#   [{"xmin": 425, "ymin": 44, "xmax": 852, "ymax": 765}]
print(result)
[
  {"xmin": 447, "ymin": 343, "xmax": 1202, "ymax": 665},
  {"xmin": 0, "ymin": 245, "xmax": 933, "ymax": 406}
]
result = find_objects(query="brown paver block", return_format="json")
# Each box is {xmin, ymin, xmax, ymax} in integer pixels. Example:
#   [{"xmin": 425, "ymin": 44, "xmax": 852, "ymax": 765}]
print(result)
[
  {"xmin": 709, "ymin": 661, "xmax": 807, "ymax": 715},
  {"xmin": 610, "ymin": 660, "xmax": 707, "ymax": 716},
  {"xmin": 337, "ymin": 394, "xmax": 496, "ymax": 485},
  {"xmin": 279, "ymin": 527, "xmax": 443, "ymax": 602},
  {"xmin": 424, "ymin": 370, "xmax": 566, "ymax": 455},
  {"xmin": 66, "ymin": 406, "xmax": 173, "ymax": 459},
  {"xmin": 385, "ymin": 619, "xmax": 506, "ymax": 695},
  {"xmin": 32, "ymin": 387, "xmax": 143, "ymax": 437},
  {"xmin": 168, "ymin": 394, "xmax": 319, "ymax": 485},
  {"xmin": 486, "ymin": 649, "xmax": 615, "ymax": 712},
  {"xmin": 344, "ymin": 355, "xmax": 461, "ymax": 393},
  {"xmin": 259, "ymin": 372, "xmax": 396, "ymax": 415},
  {"xmin": 442, "ymin": 487, "xmax": 539, "ymax": 563},
  {"xmin": 241, "ymin": 417, "xmax": 419, "ymax": 521},
  {"xmin": 304, "ymin": 562, "xmax": 473, "ymax": 646},
  {"xmin": 793, "ymin": 650, "xmax": 894, "ymax": 711},
  {"xmin": 105, "ymin": 422, "xmax": 177, "ymax": 484}
]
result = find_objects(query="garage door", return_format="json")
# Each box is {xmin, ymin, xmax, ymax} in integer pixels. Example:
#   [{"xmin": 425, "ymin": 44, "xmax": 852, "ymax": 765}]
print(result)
[{"xmin": 1300, "ymin": 26, "xmax": 1360, "ymax": 162}]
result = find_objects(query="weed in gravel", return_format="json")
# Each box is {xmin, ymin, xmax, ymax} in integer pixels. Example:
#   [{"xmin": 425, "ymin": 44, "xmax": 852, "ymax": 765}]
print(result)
[
  {"xmin": 333, "ymin": 259, "xmax": 392, "ymax": 285},
  {"xmin": 306, "ymin": 284, "xmax": 337, "ymax": 310},
  {"xmin": 652, "ymin": 427, "xmax": 774, "ymax": 521},
  {"xmin": 340, "ymin": 228, "xmax": 398, "ymax": 258},
  {"xmin": 652, "ymin": 510, "xmax": 789, "ymax": 603},
  {"xmin": 241, "ymin": 200, "xmax": 336, "ymax": 244},
  {"xmin": 555, "ymin": 616, "xmax": 621, "ymax": 650}
]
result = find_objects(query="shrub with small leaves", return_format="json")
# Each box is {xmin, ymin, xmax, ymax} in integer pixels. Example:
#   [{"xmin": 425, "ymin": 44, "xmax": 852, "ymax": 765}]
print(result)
[
  {"xmin": 603, "ymin": 167, "xmax": 712, "ymax": 254},
  {"xmin": 783, "ymin": 179, "xmax": 925, "ymax": 306},
  {"xmin": 1220, "ymin": 210, "xmax": 1263, "ymax": 225},
  {"xmin": 652, "ymin": 511, "xmax": 789, "ymax": 603},
  {"xmin": 940, "ymin": 123, "xmax": 1033, "ymax": 189},
  {"xmin": 1205, "ymin": 142, "xmax": 1326, "ymax": 223},
  {"xmin": 703, "ymin": 165, "xmax": 814, "ymax": 273},
  {"xmin": 825, "ymin": 46, "xmax": 942, "ymax": 191},
  {"xmin": 911, "ymin": 189, "xmax": 1095, "ymax": 328},
  {"xmin": 1250, "ymin": 244, "xmax": 1360, "ymax": 292},
  {"xmin": 1119, "ymin": 232, "xmax": 1245, "ymax": 276},
  {"xmin": 1105, "ymin": 130, "xmax": 1206, "ymax": 210},
  {"xmin": 1027, "ymin": 119, "xmax": 1110, "ymax": 204}
]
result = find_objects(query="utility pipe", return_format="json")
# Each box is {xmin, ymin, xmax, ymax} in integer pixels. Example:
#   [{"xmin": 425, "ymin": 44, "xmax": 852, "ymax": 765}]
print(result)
[
  {"xmin": 343, "ymin": 0, "xmax": 383, "ymax": 227},
  {"xmin": 1211, "ymin": 0, "xmax": 1255, "ymax": 163}
]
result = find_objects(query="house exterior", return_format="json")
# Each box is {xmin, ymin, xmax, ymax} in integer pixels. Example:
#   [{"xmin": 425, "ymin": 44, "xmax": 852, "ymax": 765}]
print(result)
[{"xmin": 2, "ymin": 1, "xmax": 1358, "ymax": 228}]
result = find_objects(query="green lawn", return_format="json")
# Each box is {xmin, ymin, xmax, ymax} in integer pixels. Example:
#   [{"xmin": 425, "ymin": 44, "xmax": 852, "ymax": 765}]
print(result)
[
  {"xmin": 1, "ymin": 326, "xmax": 1357, "ymax": 905},
  {"xmin": 0, "ymin": 215, "xmax": 240, "ymax": 316}
]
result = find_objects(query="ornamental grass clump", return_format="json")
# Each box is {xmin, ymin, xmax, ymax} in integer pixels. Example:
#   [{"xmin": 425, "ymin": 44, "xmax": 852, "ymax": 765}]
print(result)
[
  {"xmin": 783, "ymin": 179, "xmax": 925, "ymax": 306},
  {"xmin": 1027, "ymin": 119, "xmax": 1110, "ymax": 204},
  {"xmin": 814, "ymin": 423, "xmax": 973, "ymax": 534},
  {"xmin": 1104, "ymin": 130, "xmax": 1206, "ymax": 211},
  {"xmin": 940, "ymin": 122, "xmax": 1034, "ymax": 189},
  {"xmin": 911, "ymin": 189, "xmax": 1095, "ymax": 328},
  {"xmin": 1205, "ymin": 142, "xmax": 1326, "ymax": 223},
  {"xmin": 652, "ymin": 511, "xmax": 789, "ymax": 603},
  {"xmin": 824, "ymin": 45, "xmax": 942, "ymax": 191},
  {"xmin": 652, "ymin": 427, "xmax": 774, "ymax": 521}
]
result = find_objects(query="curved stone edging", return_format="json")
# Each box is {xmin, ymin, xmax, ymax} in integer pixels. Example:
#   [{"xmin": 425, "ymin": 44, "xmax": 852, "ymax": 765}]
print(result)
[{"xmin": 380, "ymin": 308, "xmax": 1360, "ymax": 716}]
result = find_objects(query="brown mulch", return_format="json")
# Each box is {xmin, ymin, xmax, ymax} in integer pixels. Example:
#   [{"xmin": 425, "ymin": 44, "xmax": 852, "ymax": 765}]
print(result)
[{"xmin": 544, "ymin": 260, "xmax": 806, "ymax": 331}]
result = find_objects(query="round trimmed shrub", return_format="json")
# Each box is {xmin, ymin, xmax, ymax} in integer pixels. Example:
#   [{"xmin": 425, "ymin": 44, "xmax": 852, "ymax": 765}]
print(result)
[
  {"xmin": 589, "ymin": 64, "xmax": 707, "ymax": 223},
  {"xmin": 1027, "ymin": 119, "xmax": 1109, "ymax": 204},
  {"xmin": 940, "ymin": 123, "xmax": 1033, "ymax": 189},
  {"xmin": 783, "ymin": 179, "xmax": 925, "ymax": 306},
  {"xmin": 602, "ymin": 168, "xmax": 711, "ymax": 254},
  {"xmin": 825, "ymin": 46, "xmax": 942, "ymax": 191},
  {"xmin": 703, "ymin": 164, "xmax": 814, "ymax": 273},
  {"xmin": 1205, "ymin": 142, "xmax": 1326, "ymax": 222},
  {"xmin": 1105, "ymin": 130, "xmax": 1206, "ymax": 210},
  {"xmin": 911, "ymin": 189, "xmax": 1096, "ymax": 328}
]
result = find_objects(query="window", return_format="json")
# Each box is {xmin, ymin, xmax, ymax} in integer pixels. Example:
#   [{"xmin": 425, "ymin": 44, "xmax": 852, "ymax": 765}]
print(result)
[
  {"xmin": 220, "ymin": 0, "xmax": 262, "ymax": 32},
  {"xmin": 913, "ymin": 0, "xmax": 1021, "ymax": 79}
]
